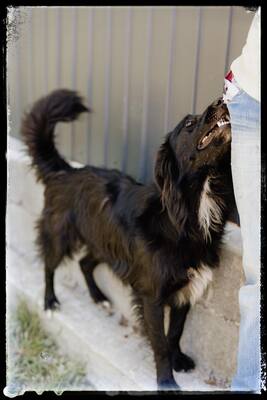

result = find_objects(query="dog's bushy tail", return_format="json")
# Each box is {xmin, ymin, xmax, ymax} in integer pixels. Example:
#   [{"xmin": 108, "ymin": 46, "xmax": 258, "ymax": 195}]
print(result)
[{"xmin": 21, "ymin": 89, "xmax": 89, "ymax": 182}]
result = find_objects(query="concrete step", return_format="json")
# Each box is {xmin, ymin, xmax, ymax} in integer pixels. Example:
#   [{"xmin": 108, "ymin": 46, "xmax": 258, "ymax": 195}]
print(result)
[{"xmin": 7, "ymin": 245, "xmax": 226, "ymax": 392}]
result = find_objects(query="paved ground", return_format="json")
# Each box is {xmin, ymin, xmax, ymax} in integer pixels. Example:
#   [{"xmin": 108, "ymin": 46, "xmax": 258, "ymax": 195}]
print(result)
[{"xmin": 7, "ymin": 243, "xmax": 228, "ymax": 393}]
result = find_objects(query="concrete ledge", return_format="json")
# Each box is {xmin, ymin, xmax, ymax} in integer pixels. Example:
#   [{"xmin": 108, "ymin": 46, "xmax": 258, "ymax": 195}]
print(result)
[
  {"xmin": 7, "ymin": 248, "xmax": 155, "ymax": 391},
  {"xmin": 7, "ymin": 246, "xmax": 228, "ymax": 392},
  {"xmin": 7, "ymin": 136, "xmax": 244, "ymax": 390}
]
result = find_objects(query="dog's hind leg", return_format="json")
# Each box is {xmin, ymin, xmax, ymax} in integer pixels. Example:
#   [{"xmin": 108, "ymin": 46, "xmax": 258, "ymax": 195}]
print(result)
[
  {"xmin": 79, "ymin": 254, "xmax": 109, "ymax": 304},
  {"xmin": 167, "ymin": 304, "xmax": 195, "ymax": 372},
  {"xmin": 37, "ymin": 219, "xmax": 65, "ymax": 311},
  {"xmin": 44, "ymin": 253, "xmax": 62, "ymax": 311}
]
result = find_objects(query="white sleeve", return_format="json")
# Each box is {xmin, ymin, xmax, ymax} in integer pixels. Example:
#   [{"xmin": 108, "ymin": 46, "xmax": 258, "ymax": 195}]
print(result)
[{"xmin": 231, "ymin": 8, "xmax": 261, "ymax": 102}]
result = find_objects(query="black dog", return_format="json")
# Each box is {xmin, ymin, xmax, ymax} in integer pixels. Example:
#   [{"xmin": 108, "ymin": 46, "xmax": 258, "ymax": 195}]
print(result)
[{"xmin": 22, "ymin": 89, "xmax": 234, "ymax": 390}]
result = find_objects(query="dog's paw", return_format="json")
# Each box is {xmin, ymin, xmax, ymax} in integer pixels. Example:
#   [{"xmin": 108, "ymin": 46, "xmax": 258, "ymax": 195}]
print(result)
[
  {"xmin": 158, "ymin": 377, "xmax": 180, "ymax": 391},
  {"xmin": 172, "ymin": 352, "xmax": 195, "ymax": 372},
  {"xmin": 44, "ymin": 295, "xmax": 60, "ymax": 311}
]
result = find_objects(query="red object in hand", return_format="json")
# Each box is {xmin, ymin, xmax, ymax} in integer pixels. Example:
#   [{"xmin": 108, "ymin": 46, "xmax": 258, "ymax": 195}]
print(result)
[{"xmin": 225, "ymin": 70, "xmax": 234, "ymax": 82}]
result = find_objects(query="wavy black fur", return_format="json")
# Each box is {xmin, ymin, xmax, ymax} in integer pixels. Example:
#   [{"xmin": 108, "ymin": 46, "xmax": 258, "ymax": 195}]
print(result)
[{"xmin": 21, "ymin": 89, "xmax": 235, "ymax": 390}]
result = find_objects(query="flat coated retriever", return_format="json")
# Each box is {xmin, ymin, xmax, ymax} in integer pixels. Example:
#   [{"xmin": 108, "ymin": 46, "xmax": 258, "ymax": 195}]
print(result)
[{"xmin": 21, "ymin": 89, "xmax": 234, "ymax": 390}]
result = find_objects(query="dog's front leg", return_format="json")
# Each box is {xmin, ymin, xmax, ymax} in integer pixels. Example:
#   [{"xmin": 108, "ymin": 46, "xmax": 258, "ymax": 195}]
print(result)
[
  {"xmin": 167, "ymin": 304, "xmax": 195, "ymax": 372},
  {"xmin": 143, "ymin": 297, "xmax": 180, "ymax": 390}
]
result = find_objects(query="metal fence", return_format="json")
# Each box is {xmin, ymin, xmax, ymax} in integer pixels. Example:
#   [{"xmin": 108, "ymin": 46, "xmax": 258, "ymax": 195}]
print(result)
[{"xmin": 7, "ymin": 6, "xmax": 253, "ymax": 183}]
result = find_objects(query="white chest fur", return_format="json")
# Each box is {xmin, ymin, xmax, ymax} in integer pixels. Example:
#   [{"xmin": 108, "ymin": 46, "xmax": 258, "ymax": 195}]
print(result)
[
  {"xmin": 175, "ymin": 264, "xmax": 213, "ymax": 307},
  {"xmin": 198, "ymin": 176, "xmax": 223, "ymax": 242},
  {"xmin": 163, "ymin": 264, "xmax": 213, "ymax": 335}
]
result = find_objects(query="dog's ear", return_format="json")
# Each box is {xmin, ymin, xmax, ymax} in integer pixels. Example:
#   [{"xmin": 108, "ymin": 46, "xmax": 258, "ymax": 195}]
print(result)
[
  {"xmin": 154, "ymin": 139, "xmax": 178, "ymax": 192},
  {"xmin": 154, "ymin": 139, "xmax": 187, "ymax": 231},
  {"xmin": 154, "ymin": 116, "xmax": 188, "ymax": 191}
]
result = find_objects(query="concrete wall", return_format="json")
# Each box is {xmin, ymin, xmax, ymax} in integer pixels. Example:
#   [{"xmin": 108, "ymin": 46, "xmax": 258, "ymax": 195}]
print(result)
[{"xmin": 7, "ymin": 136, "xmax": 245, "ymax": 390}]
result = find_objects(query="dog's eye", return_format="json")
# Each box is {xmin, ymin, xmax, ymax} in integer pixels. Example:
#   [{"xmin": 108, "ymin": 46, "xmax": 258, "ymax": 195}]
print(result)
[{"xmin": 185, "ymin": 119, "xmax": 195, "ymax": 128}]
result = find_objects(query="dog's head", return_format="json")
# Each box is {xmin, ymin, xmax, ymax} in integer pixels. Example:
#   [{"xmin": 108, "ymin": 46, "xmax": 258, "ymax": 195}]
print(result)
[{"xmin": 154, "ymin": 98, "xmax": 231, "ymax": 230}]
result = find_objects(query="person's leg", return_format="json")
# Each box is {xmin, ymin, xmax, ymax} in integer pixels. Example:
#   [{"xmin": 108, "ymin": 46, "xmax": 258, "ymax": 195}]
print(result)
[{"xmin": 227, "ymin": 90, "xmax": 261, "ymax": 392}]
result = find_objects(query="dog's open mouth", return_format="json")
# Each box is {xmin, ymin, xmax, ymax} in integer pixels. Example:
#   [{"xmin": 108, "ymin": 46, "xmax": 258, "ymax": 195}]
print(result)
[{"xmin": 197, "ymin": 113, "xmax": 230, "ymax": 150}]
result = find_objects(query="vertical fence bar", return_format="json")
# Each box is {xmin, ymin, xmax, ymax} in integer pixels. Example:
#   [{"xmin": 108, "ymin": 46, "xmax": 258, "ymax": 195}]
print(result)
[
  {"xmin": 87, "ymin": 7, "xmax": 94, "ymax": 164},
  {"xmin": 55, "ymin": 8, "xmax": 63, "ymax": 151},
  {"xmin": 224, "ymin": 6, "xmax": 233, "ymax": 76},
  {"xmin": 27, "ymin": 7, "xmax": 34, "ymax": 104},
  {"xmin": 56, "ymin": 8, "xmax": 62, "ymax": 87},
  {"xmin": 43, "ymin": 8, "xmax": 49, "ymax": 94},
  {"xmin": 192, "ymin": 6, "xmax": 202, "ymax": 115},
  {"xmin": 103, "ymin": 7, "xmax": 112, "ymax": 167},
  {"xmin": 121, "ymin": 7, "xmax": 132, "ymax": 172},
  {"xmin": 139, "ymin": 7, "xmax": 153, "ymax": 182},
  {"xmin": 14, "ymin": 11, "xmax": 22, "ymax": 138},
  {"xmin": 164, "ymin": 7, "xmax": 176, "ymax": 135},
  {"xmin": 70, "ymin": 7, "xmax": 78, "ymax": 160}
]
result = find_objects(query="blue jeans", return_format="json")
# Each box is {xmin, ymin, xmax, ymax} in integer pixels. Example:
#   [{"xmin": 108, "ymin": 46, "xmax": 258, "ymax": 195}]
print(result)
[{"xmin": 226, "ymin": 89, "xmax": 261, "ymax": 392}]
